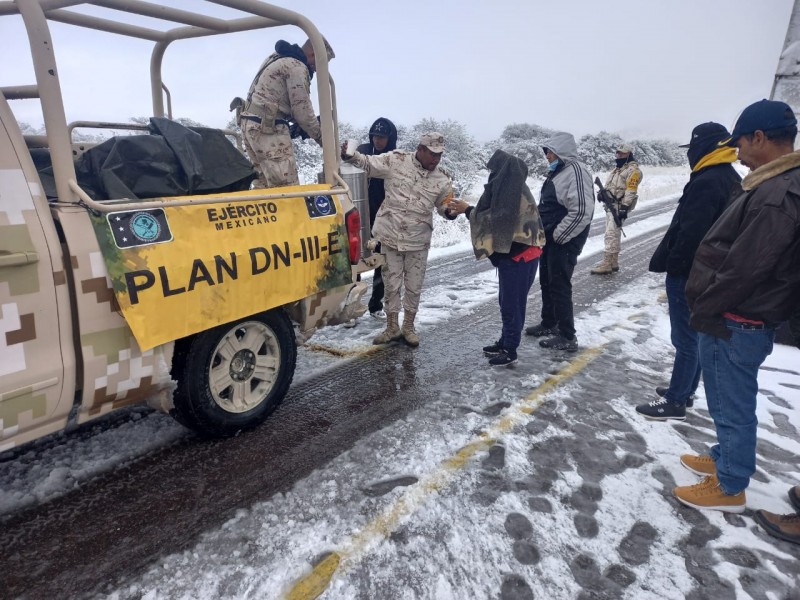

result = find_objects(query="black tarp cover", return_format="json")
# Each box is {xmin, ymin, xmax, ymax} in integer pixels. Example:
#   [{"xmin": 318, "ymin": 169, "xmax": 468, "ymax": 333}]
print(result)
[{"xmin": 37, "ymin": 117, "xmax": 256, "ymax": 200}]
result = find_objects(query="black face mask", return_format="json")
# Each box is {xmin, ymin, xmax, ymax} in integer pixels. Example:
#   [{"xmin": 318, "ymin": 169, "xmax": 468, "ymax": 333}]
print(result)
[
  {"xmin": 615, "ymin": 157, "xmax": 628, "ymax": 169},
  {"xmin": 687, "ymin": 139, "xmax": 719, "ymax": 169}
]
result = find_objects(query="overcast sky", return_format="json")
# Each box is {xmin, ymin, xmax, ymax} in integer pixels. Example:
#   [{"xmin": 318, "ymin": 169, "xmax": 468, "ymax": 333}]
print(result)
[{"xmin": 0, "ymin": 0, "xmax": 794, "ymax": 142}]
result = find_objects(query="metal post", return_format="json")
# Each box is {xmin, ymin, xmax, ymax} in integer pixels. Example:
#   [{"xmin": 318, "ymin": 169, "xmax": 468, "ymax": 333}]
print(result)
[{"xmin": 16, "ymin": 0, "xmax": 78, "ymax": 203}]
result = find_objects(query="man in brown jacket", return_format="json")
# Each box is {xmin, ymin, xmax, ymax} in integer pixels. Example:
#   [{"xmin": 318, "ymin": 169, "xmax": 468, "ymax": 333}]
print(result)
[{"xmin": 675, "ymin": 100, "xmax": 800, "ymax": 517}]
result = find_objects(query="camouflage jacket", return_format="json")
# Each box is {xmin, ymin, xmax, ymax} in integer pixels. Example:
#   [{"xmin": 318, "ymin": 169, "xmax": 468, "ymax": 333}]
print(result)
[
  {"xmin": 244, "ymin": 53, "xmax": 322, "ymax": 144},
  {"xmin": 347, "ymin": 150, "xmax": 453, "ymax": 251},
  {"xmin": 604, "ymin": 161, "xmax": 642, "ymax": 209}
]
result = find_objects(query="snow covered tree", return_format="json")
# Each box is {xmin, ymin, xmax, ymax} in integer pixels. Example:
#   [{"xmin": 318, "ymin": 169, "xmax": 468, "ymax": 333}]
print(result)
[
  {"xmin": 490, "ymin": 123, "xmax": 557, "ymax": 177},
  {"xmin": 491, "ymin": 123, "xmax": 685, "ymax": 176},
  {"xmin": 292, "ymin": 121, "xmax": 370, "ymax": 183}
]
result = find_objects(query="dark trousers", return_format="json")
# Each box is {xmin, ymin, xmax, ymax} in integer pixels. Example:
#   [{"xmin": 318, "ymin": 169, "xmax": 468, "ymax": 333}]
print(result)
[
  {"xmin": 539, "ymin": 242, "xmax": 578, "ymax": 339},
  {"xmin": 498, "ymin": 256, "xmax": 540, "ymax": 354},
  {"xmin": 664, "ymin": 274, "xmax": 701, "ymax": 403},
  {"xmin": 368, "ymin": 266, "xmax": 384, "ymax": 313}
]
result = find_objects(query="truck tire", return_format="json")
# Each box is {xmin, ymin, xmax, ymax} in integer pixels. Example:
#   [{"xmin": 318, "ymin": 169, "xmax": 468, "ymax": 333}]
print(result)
[{"xmin": 171, "ymin": 310, "xmax": 297, "ymax": 438}]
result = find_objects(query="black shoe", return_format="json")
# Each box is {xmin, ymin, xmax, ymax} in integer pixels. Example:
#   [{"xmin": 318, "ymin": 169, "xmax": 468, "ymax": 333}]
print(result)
[
  {"xmin": 656, "ymin": 386, "xmax": 695, "ymax": 408},
  {"xmin": 538, "ymin": 335, "xmax": 578, "ymax": 352},
  {"xmin": 489, "ymin": 350, "xmax": 517, "ymax": 366},
  {"xmin": 525, "ymin": 323, "xmax": 558, "ymax": 337},
  {"xmin": 790, "ymin": 485, "xmax": 800, "ymax": 513},
  {"xmin": 635, "ymin": 397, "xmax": 686, "ymax": 421},
  {"xmin": 482, "ymin": 341, "xmax": 504, "ymax": 356}
]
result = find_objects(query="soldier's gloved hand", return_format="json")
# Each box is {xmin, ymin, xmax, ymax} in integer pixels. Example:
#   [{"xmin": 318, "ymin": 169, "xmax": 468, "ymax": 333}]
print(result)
[
  {"xmin": 618, "ymin": 205, "xmax": 629, "ymax": 221},
  {"xmin": 289, "ymin": 122, "xmax": 310, "ymax": 140},
  {"xmin": 366, "ymin": 238, "xmax": 380, "ymax": 252}
]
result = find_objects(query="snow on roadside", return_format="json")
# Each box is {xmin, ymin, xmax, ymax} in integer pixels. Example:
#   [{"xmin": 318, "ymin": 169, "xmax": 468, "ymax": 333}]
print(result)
[{"xmin": 102, "ymin": 258, "xmax": 800, "ymax": 600}]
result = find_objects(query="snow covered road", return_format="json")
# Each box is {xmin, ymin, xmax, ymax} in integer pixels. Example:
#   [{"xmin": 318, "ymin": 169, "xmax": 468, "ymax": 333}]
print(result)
[{"xmin": 1, "ymin": 170, "xmax": 798, "ymax": 599}]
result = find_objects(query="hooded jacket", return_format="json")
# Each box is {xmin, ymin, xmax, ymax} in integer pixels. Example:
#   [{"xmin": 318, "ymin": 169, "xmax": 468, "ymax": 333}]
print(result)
[
  {"xmin": 686, "ymin": 150, "xmax": 800, "ymax": 338},
  {"xmin": 468, "ymin": 150, "xmax": 546, "ymax": 265},
  {"xmin": 537, "ymin": 132, "xmax": 594, "ymax": 246},
  {"xmin": 649, "ymin": 147, "xmax": 741, "ymax": 277},
  {"xmin": 357, "ymin": 118, "xmax": 398, "ymax": 228}
]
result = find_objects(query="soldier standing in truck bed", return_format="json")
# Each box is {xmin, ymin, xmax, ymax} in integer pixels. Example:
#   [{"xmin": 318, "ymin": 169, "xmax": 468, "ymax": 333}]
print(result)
[{"xmin": 236, "ymin": 37, "xmax": 334, "ymax": 188}]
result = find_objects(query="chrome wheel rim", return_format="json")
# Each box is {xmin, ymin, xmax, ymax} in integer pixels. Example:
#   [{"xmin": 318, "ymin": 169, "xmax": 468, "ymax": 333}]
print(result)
[{"xmin": 208, "ymin": 321, "xmax": 281, "ymax": 413}]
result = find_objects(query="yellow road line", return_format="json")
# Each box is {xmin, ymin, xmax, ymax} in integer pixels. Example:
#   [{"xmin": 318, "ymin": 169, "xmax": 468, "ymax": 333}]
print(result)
[{"xmin": 285, "ymin": 346, "xmax": 603, "ymax": 600}]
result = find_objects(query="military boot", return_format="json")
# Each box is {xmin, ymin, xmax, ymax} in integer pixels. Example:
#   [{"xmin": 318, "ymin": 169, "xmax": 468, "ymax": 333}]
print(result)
[
  {"xmin": 590, "ymin": 253, "xmax": 614, "ymax": 275},
  {"xmin": 373, "ymin": 312, "xmax": 401, "ymax": 345},
  {"xmin": 610, "ymin": 252, "xmax": 620, "ymax": 272},
  {"xmin": 401, "ymin": 311, "xmax": 420, "ymax": 347}
]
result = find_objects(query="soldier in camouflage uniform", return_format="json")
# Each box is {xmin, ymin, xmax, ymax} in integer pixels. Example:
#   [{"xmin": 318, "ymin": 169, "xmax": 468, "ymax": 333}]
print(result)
[
  {"xmin": 238, "ymin": 38, "xmax": 334, "ymax": 188},
  {"xmin": 342, "ymin": 132, "xmax": 454, "ymax": 347},
  {"xmin": 591, "ymin": 143, "xmax": 642, "ymax": 274}
]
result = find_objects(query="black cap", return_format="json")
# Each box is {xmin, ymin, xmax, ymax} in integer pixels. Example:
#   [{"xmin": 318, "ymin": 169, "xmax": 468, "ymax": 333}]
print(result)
[
  {"xmin": 719, "ymin": 99, "xmax": 797, "ymax": 146},
  {"xmin": 369, "ymin": 120, "xmax": 391, "ymax": 137},
  {"xmin": 679, "ymin": 122, "xmax": 730, "ymax": 149}
]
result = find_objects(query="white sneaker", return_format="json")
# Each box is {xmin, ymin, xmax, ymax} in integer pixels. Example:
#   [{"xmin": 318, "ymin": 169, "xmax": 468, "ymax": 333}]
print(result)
[
  {"xmin": 343, "ymin": 318, "xmax": 357, "ymax": 328},
  {"xmin": 370, "ymin": 310, "xmax": 386, "ymax": 320}
]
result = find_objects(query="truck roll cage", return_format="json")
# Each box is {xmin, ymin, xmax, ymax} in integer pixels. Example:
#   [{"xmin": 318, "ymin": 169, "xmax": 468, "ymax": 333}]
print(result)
[{"xmin": 0, "ymin": 0, "xmax": 343, "ymax": 209}]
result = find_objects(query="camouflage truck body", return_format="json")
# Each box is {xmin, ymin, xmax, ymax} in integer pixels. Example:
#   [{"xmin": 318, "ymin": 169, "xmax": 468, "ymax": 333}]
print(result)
[{"xmin": 0, "ymin": 0, "xmax": 369, "ymax": 449}]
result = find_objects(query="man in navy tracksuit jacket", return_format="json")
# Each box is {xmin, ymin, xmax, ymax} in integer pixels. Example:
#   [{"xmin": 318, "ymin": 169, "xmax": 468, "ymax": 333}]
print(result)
[{"xmin": 526, "ymin": 131, "xmax": 594, "ymax": 352}]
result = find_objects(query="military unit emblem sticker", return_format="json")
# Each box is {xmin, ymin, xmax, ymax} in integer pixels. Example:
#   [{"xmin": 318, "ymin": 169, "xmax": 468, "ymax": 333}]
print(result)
[
  {"xmin": 305, "ymin": 195, "xmax": 336, "ymax": 219},
  {"xmin": 107, "ymin": 208, "xmax": 173, "ymax": 249}
]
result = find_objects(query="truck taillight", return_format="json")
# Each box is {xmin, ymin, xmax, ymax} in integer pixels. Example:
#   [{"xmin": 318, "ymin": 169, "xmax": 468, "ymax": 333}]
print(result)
[{"xmin": 345, "ymin": 208, "xmax": 361, "ymax": 264}]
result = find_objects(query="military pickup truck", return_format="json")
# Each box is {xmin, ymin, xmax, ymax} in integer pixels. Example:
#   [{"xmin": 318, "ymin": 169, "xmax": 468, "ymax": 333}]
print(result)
[{"xmin": 0, "ymin": 0, "xmax": 371, "ymax": 447}]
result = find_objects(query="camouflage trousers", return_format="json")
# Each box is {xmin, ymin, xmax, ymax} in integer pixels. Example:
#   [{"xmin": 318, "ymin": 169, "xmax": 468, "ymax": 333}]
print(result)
[
  {"xmin": 382, "ymin": 245, "xmax": 429, "ymax": 314},
  {"xmin": 603, "ymin": 209, "xmax": 623, "ymax": 254},
  {"xmin": 241, "ymin": 119, "xmax": 299, "ymax": 188}
]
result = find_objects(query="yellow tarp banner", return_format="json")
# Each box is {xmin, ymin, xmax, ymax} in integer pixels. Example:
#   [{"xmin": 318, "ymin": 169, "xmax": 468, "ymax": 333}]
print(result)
[{"xmin": 90, "ymin": 184, "xmax": 353, "ymax": 351}]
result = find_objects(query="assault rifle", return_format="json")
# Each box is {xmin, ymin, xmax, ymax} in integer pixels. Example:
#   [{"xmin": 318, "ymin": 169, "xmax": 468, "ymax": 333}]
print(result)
[{"xmin": 594, "ymin": 177, "xmax": 626, "ymax": 236}]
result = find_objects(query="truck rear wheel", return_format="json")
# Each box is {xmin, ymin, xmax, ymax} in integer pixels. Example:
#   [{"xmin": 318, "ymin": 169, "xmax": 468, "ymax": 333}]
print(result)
[{"xmin": 171, "ymin": 310, "xmax": 297, "ymax": 438}]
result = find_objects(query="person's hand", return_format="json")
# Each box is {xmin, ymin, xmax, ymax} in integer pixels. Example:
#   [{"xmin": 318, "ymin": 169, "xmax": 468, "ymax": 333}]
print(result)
[
  {"xmin": 618, "ymin": 205, "xmax": 629, "ymax": 221},
  {"xmin": 448, "ymin": 198, "xmax": 469, "ymax": 215},
  {"xmin": 340, "ymin": 141, "xmax": 349, "ymax": 160}
]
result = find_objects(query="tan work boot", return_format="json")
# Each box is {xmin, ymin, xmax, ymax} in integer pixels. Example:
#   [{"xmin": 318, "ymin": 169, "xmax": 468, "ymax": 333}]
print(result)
[
  {"xmin": 401, "ymin": 310, "xmax": 420, "ymax": 347},
  {"xmin": 590, "ymin": 253, "xmax": 614, "ymax": 275},
  {"xmin": 754, "ymin": 510, "xmax": 800, "ymax": 545},
  {"xmin": 610, "ymin": 252, "xmax": 619, "ymax": 272},
  {"xmin": 680, "ymin": 454, "xmax": 716, "ymax": 476},
  {"xmin": 673, "ymin": 474, "xmax": 746, "ymax": 513},
  {"xmin": 373, "ymin": 312, "xmax": 401, "ymax": 345}
]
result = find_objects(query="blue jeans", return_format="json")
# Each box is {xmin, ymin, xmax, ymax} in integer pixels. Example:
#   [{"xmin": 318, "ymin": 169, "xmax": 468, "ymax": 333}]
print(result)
[
  {"xmin": 498, "ymin": 256, "xmax": 539, "ymax": 354},
  {"xmin": 664, "ymin": 275, "xmax": 701, "ymax": 404},
  {"xmin": 698, "ymin": 321, "xmax": 775, "ymax": 494}
]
